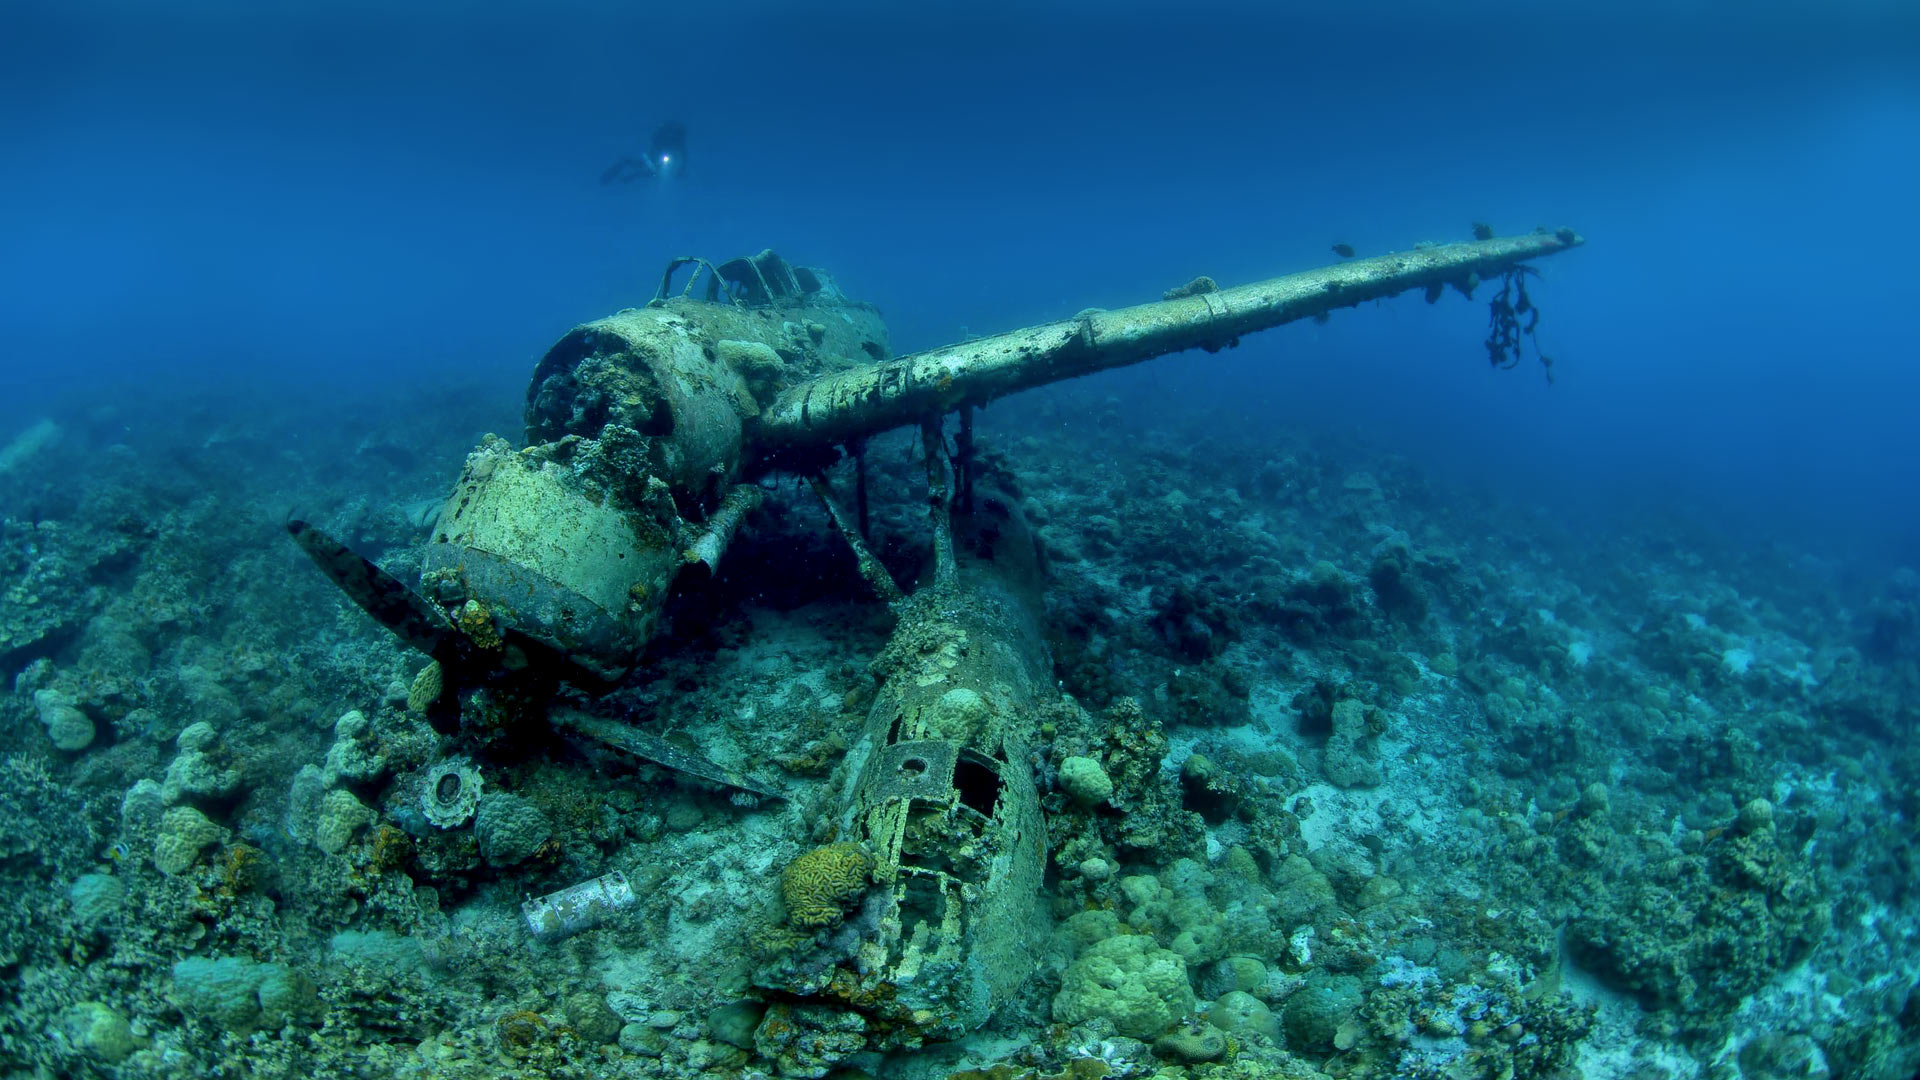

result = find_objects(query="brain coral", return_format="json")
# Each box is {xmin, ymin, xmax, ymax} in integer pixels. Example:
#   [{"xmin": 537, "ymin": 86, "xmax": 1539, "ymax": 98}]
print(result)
[{"xmin": 781, "ymin": 842, "xmax": 875, "ymax": 928}]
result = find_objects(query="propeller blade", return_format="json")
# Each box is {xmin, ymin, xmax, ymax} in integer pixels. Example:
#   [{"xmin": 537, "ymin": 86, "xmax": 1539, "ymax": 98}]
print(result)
[
  {"xmin": 554, "ymin": 708, "xmax": 785, "ymax": 803},
  {"xmin": 287, "ymin": 519, "xmax": 457, "ymax": 660}
]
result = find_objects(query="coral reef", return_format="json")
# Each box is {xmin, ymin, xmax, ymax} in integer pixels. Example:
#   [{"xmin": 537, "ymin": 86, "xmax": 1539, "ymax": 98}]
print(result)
[{"xmin": 0, "ymin": 373, "xmax": 1914, "ymax": 1080}]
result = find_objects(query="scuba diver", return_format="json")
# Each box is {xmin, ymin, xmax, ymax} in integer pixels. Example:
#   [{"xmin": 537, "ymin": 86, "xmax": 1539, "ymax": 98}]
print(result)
[{"xmin": 601, "ymin": 121, "xmax": 687, "ymax": 183}]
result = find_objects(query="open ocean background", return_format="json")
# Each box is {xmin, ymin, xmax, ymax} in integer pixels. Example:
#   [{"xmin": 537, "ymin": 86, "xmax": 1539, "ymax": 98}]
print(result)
[{"xmin": 5, "ymin": 0, "xmax": 1916, "ymax": 566}]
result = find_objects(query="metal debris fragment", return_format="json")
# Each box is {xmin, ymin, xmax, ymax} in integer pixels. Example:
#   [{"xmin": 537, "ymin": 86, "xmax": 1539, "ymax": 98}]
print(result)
[{"xmin": 523, "ymin": 871, "xmax": 636, "ymax": 941}]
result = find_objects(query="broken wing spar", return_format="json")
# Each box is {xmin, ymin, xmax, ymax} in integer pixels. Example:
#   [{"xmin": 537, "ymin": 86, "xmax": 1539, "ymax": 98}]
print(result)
[{"xmin": 756, "ymin": 230, "xmax": 1582, "ymax": 451}]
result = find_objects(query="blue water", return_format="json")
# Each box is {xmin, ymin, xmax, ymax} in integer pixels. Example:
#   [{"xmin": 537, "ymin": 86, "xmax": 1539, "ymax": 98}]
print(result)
[{"xmin": 6, "ymin": 1, "xmax": 1917, "ymax": 567}]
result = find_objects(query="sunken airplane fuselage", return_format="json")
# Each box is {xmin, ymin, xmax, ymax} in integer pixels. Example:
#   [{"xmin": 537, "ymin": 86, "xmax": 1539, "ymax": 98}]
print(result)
[
  {"xmin": 754, "ymin": 492, "xmax": 1051, "ymax": 1055},
  {"xmin": 294, "ymin": 250, "xmax": 1053, "ymax": 1066},
  {"xmin": 292, "ymin": 234, "xmax": 1585, "ymax": 1070}
]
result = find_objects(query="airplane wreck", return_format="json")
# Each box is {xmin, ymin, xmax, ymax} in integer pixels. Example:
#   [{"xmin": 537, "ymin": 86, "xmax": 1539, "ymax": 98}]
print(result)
[{"xmin": 290, "ymin": 229, "xmax": 1584, "ymax": 1075}]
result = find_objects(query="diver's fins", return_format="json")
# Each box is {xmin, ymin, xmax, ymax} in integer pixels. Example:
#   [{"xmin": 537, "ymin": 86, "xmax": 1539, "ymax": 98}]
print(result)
[
  {"xmin": 286, "ymin": 519, "xmax": 458, "ymax": 660},
  {"xmin": 553, "ymin": 708, "xmax": 785, "ymax": 803}
]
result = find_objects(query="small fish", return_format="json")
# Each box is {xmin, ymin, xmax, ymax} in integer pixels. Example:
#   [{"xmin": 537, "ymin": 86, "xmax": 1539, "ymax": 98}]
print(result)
[
  {"xmin": 1472, "ymin": 222, "xmax": 1494, "ymax": 241},
  {"xmin": 107, "ymin": 841, "xmax": 131, "ymax": 862},
  {"xmin": 1331, "ymin": 243, "xmax": 1356, "ymax": 258}
]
